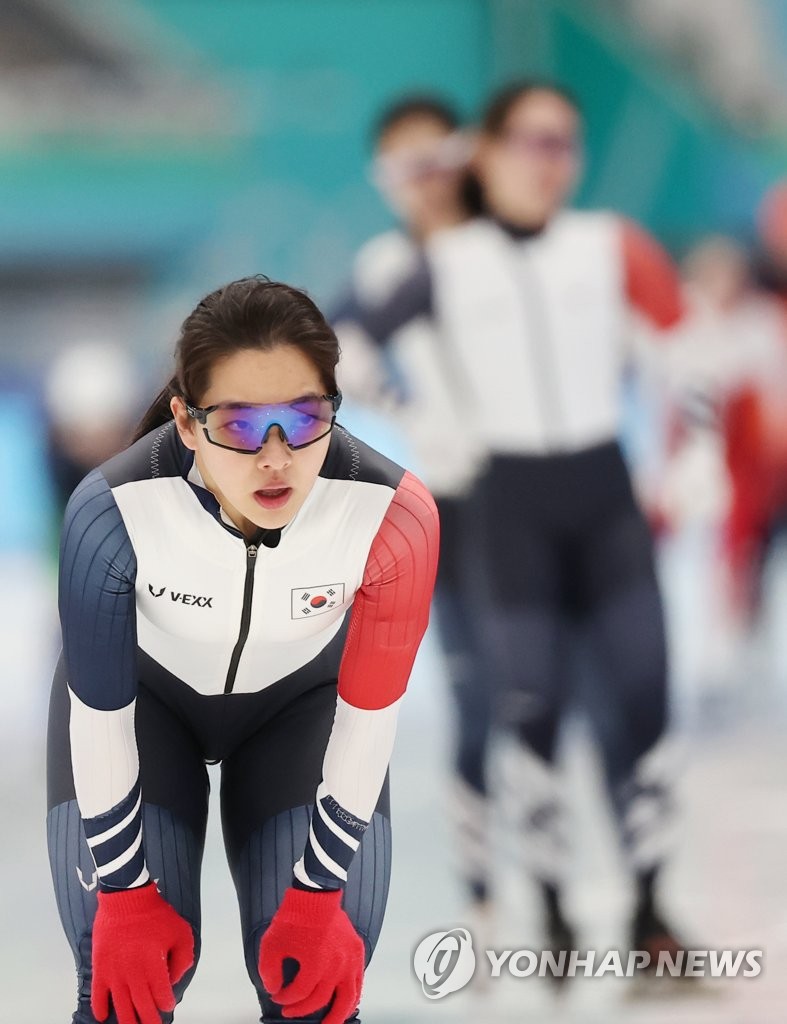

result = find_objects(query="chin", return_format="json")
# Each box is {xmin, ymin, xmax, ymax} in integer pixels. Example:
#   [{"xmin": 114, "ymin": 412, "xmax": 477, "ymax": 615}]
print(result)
[{"xmin": 247, "ymin": 508, "xmax": 290, "ymax": 531}]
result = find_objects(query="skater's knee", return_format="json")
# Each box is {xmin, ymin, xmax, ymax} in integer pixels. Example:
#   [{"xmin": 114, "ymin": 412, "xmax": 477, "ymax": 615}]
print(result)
[
  {"xmin": 70, "ymin": 926, "xmax": 200, "ymax": 1024},
  {"xmin": 246, "ymin": 919, "xmax": 367, "ymax": 1022},
  {"xmin": 173, "ymin": 926, "xmax": 202, "ymax": 1000}
]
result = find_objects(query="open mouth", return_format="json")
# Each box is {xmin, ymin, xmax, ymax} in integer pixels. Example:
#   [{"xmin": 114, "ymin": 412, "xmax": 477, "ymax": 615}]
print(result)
[{"xmin": 253, "ymin": 487, "xmax": 292, "ymax": 511}]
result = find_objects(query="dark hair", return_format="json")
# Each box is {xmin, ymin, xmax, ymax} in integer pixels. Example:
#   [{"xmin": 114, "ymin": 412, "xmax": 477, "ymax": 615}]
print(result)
[
  {"xmin": 481, "ymin": 79, "xmax": 581, "ymax": 136},
  {"xmin": 372, "ymin": 94, "xmax": 461, "ymax": 144},
  {"xmin": 131, "ymin": 276, "xmax": 339, "ymax": 443},
  {"xmin": 371, "ymin": 94, "xmax": 483, "ymax": 217}
]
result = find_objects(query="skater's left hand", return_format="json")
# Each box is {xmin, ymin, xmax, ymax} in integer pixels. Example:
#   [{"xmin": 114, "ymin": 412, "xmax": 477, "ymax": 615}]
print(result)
[{"xmin": 259, "ymin": 887, "xmax": 365, "ymax": 1023}]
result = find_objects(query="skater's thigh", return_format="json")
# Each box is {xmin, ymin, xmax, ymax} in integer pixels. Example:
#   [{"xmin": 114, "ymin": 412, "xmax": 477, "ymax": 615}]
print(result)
[
  {"xmin": 220, "ymin": 680, "xmax": 391, "ymax": 957},
  {"xmin": 220, "ymin": 681, "xmax": 392, "ymax": 1022}
]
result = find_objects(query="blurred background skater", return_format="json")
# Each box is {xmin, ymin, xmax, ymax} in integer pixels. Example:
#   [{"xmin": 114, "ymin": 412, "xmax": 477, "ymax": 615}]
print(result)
[
  {"xmin": 334, "ymin": 78, "xmax": 695, "ymax": 967},
  {"xmin": 658, "ymin": 236, "xmax": 787, "ymax": 708},
  {"xmin": 43, "ymin": 339, "xmax": 143, "ymax": 525},
  {"xmin": 332, "ymin": 97, "xmax": 496, "ymax": 946}
]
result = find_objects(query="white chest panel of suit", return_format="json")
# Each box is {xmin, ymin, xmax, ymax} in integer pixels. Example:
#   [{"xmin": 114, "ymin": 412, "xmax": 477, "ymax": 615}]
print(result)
[
  {"xmin": 111, "ymin": 459, "xmax": 393, "ymax": 696},
  {"xmin": 427, "ymin": 212, "xmax": 629, "ymax": 455}
]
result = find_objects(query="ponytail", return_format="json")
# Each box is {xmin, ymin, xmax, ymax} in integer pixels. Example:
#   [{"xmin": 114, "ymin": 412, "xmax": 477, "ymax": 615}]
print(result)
[{"xmin": 129, "ymin": 374, "xmax": 181, "ymax": 445}]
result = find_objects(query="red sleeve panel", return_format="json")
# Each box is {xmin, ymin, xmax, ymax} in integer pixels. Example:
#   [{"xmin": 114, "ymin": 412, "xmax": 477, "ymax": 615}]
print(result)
[
  {"xmin": 621, "ymin": 217, "xmax": 685, "ymax": 330},
  {"xmin": 338, "ymin": 471, "xmax": 440, "ymax": 711}
]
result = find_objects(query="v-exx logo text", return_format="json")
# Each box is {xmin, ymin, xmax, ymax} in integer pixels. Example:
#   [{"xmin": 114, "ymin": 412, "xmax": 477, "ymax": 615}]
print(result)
[{"xmin": 148, "ymin": 583, "xmax": 213, "ymax": 607}]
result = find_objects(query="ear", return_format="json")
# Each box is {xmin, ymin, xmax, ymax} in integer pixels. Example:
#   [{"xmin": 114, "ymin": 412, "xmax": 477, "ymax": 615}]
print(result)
[{"xmin": 170, "ymin": 395, "xmax": 198, "ymax": 452}]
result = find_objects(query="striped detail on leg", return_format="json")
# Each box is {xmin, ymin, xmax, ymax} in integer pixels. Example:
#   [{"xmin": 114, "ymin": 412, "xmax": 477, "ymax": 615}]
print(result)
[
  {"xmin": 498, "ymin": 739, "xmax": 569, "ymax": 886},
  {"xmin": 47, "ymin": 799, "xmax": 100, "ymax": 963},
  {"xmin": 617, "ymin": 738, "xmax": 679, "ymax": 872},
  {"xmin": 448, "ymin": 775, "xmax": 492, "ymax": 903},
  {"xmin": 293, "ymin": 782, "xmax": 368, "ymax": 890},
  {"xmin": 83, "ymin": 778, "xmax": 150, "ymax": 890}
]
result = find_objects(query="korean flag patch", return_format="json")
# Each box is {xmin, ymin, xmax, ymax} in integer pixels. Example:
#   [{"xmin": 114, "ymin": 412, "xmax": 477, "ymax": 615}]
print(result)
[{"xmin": 291, "ymin": 583, "xmax": 346, "ymax": 619}]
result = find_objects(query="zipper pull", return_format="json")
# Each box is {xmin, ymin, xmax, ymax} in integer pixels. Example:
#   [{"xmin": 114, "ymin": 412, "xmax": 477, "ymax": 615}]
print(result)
[{"xmin": 247, "ymin": 544, "xmax": 258, "ymax": 559}]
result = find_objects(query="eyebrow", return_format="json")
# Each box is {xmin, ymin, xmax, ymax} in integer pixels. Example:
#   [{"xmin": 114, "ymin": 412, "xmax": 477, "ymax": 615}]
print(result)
[{"xmin": 208, "ymin": 391, "xmax": 325, "ymax": 408}]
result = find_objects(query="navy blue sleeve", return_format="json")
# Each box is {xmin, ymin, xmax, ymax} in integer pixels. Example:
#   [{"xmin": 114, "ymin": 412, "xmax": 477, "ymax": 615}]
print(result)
[
  {"xmin": 329, "ymin": 253, "xmax": 434, "ymax": 345},
  {"xmin": 58, "ymin": 468, "xmax": 138, "ymax": 712}
]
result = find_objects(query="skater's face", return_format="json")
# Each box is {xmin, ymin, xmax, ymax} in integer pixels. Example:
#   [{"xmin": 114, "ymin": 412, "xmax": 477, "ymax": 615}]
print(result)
[
  {"xmin": 171, "ymin": 345, "xmax": 332, "ymax": 537},
  {"xmin": 374, "ymin": 114, "xmax": 471, "ymax": 235},
  {"xmin": 477, "ymin": 90, "xmax": 581, "ymax": 227}
]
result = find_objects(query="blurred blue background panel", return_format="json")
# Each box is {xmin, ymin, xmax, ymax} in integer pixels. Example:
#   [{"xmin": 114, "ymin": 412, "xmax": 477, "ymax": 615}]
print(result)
[{"xmin": 0, "ymin": 389, "xmax": 53, "ymax": 551}]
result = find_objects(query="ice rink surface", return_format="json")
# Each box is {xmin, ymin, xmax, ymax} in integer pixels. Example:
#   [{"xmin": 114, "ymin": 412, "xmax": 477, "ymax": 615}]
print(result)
[{"xmin": 3, "ymin": 538, "xmax": 787, "ymax": 1024}]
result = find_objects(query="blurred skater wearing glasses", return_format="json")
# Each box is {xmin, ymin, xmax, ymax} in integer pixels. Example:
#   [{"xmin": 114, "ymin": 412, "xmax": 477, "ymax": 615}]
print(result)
[
  {"xmin": 46, "ymin": 276, "xmax": 438, "ymax": 1023},
  {"xmin": 332, "ymin": 97, "xmax": 494, "ymax": 940},
  {"xmin": 334, "ymin": 80, "xmax": 693, "ymax": 964}
]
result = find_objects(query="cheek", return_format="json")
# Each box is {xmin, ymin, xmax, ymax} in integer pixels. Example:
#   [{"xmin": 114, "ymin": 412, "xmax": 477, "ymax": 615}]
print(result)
[
  {"xmin": 295, "ymin": 439, "xmax": 330, "ymax": 489},
  {"xmin": 548, "ymin": 160, "xmax": 578, "ymax": 195},
  {"xmin": 199, "ymin": 441, "xmax": 249, "ymax": 493},
  {"xmin": 494, "ymin": 154, "xmax": 528, "ymax": 194},
  {"xmin": 421, "ymin": 174, "xmax": 459, "ymax": 205},
  {"xmin": 395, "ymin": 182, "xmax": 428, "ymax": 211}
]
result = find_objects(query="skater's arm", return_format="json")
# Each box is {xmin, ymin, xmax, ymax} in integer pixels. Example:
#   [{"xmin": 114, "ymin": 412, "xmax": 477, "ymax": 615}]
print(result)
[
  {"xmin": 621, "ymin": 218, "xmax": 685, "ymax": 331},
  {"xmin": 330, "ymin": 253, "xmax": 435, "ymax": 346},
  {"xmin": 292, "ymin": 471, "xmax": 439, "ymax": 890},
  {"xmin": 58, "ymin": 469, "xmax": 149, "ymax": 891}
]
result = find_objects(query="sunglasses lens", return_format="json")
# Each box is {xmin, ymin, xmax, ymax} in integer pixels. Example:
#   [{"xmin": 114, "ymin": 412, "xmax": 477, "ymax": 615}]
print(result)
[
  {"xmin": 204, "ymin": 398, "xmax": 335, "ymax": 451},
  {"xmin": 283, "ymin": 397, "xmax": 336, "ymax": 447},
  {"xmin": 372, "ymin": 132, "xmax": 473, "ymax": 191},
  {"xmin": 204, "ymin": 408, "xmax": 265, "ymax": 451},
  {"xmin": 504, "ymin": 131, "xmax": 577, "ymax": 159}
]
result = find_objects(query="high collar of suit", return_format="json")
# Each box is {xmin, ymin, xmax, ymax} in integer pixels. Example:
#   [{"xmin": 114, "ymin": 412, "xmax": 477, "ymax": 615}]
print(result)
[{"xmin": 491, "ymin": 215, "xmax": 549, "ymax": 242}]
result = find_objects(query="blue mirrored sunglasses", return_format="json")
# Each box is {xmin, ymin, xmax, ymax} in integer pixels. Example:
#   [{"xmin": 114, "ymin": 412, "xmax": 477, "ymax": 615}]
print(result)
[{"xmin": 186, "ymin": 392, "xmax": 342, "ymax": 453}]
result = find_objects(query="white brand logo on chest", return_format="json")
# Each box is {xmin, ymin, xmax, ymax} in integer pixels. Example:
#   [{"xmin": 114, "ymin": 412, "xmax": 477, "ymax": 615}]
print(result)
[{"xmin": 291, "ymin": 583, "xmax": 346, "ymax": 618}]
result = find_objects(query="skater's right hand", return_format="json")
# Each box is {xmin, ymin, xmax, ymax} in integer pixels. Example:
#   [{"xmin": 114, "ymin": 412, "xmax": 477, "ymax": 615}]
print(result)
[
  {"xmin": 91, "ymin": 882, "xmax": 194, "ymax": 1024},
  {"xmin": 259, "ymin": 886, "xmax": 365, "ymax": 1024}
]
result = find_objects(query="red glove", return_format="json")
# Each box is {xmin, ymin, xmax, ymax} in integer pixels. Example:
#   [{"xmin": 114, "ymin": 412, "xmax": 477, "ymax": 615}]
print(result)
[
  {"xmin": 259, "ymin": 887, "xmax": 365, "ymax": 1024},
  {"xmin": 91, "ymin": 883, "xmax": 194, "ymax": 1024}
]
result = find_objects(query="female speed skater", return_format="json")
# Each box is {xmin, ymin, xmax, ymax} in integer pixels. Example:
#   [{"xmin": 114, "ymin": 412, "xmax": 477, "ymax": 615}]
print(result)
[
  {"xmin": 332, "ymin": 95, "xmax": 494, "ymax": 932},
  {"xmin": 332, "ymin": 79, "xmax": 693, "ymax": 964},
  {"xmin": 46, "ymin": 276, "xmax": 439, "ymax": 1023}
]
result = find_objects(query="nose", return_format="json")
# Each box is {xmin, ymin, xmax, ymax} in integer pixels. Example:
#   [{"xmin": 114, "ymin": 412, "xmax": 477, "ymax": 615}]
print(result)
[{"xmin": 256, "ymin": 426, "xmax": 293, "ymax": 470}]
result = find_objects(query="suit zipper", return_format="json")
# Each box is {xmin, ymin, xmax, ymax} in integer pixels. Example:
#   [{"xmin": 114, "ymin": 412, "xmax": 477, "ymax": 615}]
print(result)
[
  {"xmin": 500, "ymin": 234, "xmax": 562, "ymax": 448},
  {"xmin": 224, "ymin": 541, "xmax": 258, "ymax": 695}
]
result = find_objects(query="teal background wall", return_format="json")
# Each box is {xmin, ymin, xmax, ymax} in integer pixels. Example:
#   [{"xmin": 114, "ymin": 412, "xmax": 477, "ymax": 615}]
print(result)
[
  {"xmin": 0, "ymin": 0, "xmax": 784, "ymax": 303},
  {"xmin": 2, "ymin": 0, "xmax": 786, "ymax": 549}
]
